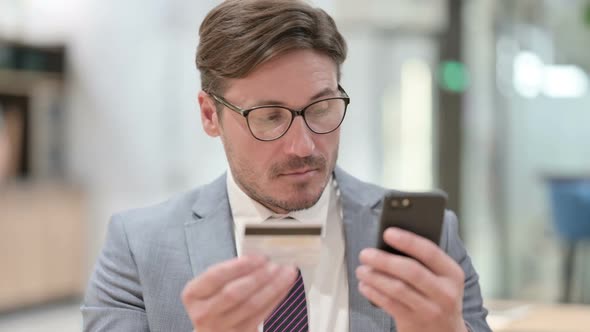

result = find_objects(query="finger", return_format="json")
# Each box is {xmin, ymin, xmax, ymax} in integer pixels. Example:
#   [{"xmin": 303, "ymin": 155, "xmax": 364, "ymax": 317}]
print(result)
[
  {"xmin": 359, "ymin": 248, "xmax": 441, "ymax": 298},
  {"xmin": 358, "ymin": 281, "xmax": 411, "ymax": 320},
  {"xmin": 187, "ymin": 264, "xmax": 296, "ymax": 330},
  {"xmin": 205, "ymin": 262, "xmax": 281, "ymax": 316},
  {"xmin": 183, "ymin": 264, "xmax": 278, "ymax": 327},
  {"xmin": 221, "ymin": 265, "xmax": 298, "ymax": 329},
  {"xmin": 182, "ymin": 255, "xmax": 267, "ymax": 301},
  {"xmin": 356, "ymin": 265, "xmax": 436, "ymax": 313},
  {"xmin": 359, "ymin": 249, "xmax": 465, "ymax": 315},
  {"xmin": 383, "ymin": 228, "xmax": 463, "ymax": 280}
]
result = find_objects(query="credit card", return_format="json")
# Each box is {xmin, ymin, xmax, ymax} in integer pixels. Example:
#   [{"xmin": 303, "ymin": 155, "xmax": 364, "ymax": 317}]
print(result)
[{"xmin": 241, "ymin": 221, "xmax": 322, "ymax": 267}]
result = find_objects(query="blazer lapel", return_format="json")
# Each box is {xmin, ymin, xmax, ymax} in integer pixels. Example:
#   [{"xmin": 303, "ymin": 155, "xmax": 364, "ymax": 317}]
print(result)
[
  {"xmin": 184, "ymin": 173, "xmax": 237, "ymax": 276},
  {"xmin": 335, "ymin": 167, "xmax": 393, "ymax": 332}
]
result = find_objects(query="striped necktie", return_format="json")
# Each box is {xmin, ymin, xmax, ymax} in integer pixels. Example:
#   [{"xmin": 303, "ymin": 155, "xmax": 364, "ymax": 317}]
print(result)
[{"xmin": 263, "ymin": 268, "xmax": 308, "ymax": 332}]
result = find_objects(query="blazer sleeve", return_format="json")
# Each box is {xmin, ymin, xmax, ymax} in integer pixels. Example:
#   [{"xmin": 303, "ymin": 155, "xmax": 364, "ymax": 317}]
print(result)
[
  {"xmin": 81, "ymin": 215, "xmax": 149, "ymax": 331},
  {"xmin": 441, "ymin": 210, "xmax": 492, "ymax": 332}
]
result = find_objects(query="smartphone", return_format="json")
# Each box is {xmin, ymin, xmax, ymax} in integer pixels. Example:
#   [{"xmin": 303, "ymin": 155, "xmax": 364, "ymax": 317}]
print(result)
[{"xmin": 376, "ymin": 191, "xmax": 447, "ymax": 257}]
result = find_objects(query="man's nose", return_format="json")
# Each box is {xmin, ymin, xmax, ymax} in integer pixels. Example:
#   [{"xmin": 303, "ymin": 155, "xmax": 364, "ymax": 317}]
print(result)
[{"xmin": 283, "ymin": 116, "xmax": 315, "ymax": 157}]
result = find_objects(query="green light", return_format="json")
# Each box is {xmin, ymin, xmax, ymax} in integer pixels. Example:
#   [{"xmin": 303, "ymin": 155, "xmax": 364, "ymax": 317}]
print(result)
[{"xmin": 438, "ymin": 61, "xmax": 469, "ymax": 93}]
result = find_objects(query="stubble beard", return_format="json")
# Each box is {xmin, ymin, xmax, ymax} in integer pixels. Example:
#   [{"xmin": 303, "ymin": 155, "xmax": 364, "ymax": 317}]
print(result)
[{"xmin": 233, "ymin": 152, "xmax": 338, "ymax": 213}]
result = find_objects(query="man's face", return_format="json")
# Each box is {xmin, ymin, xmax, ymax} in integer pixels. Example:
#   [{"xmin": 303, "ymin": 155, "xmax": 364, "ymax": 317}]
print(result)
[{"xmin": 199, "ymin": 49, "xmax": 342, "ymax": 213}]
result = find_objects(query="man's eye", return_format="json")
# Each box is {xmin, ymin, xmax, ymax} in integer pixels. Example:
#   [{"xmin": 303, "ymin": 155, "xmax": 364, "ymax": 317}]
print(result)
[
  {"xmin": 258, "ymin": 109, "xmax": 287, "ymax": 121},
  {"xmin": 308, "ymin": 106, "xmax": 330, "ymax": 117},
  {"xmin": 265, "ymin": 112, "xmax": 282, "ymax": 121}
]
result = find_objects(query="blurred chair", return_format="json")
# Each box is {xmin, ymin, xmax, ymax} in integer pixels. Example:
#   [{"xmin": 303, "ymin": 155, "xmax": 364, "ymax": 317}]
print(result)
[{"xmin": 546, "ymin": 177, "xmax": 590, "ymax": 303}]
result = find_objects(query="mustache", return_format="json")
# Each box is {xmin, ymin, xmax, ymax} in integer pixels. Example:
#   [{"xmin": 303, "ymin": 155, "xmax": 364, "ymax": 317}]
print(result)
[{"xmin": 269, "ymin": 155, "xmax": 326, "ymax": 177}]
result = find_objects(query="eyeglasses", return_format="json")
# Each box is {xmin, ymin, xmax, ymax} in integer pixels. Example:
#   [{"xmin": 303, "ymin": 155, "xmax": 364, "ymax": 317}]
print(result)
[{"xmin": 207, "ymin": 85, "xmax": 350, "ymax": 141}]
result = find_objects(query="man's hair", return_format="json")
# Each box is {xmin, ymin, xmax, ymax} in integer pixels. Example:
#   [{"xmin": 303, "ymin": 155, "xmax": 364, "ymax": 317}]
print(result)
[{"xmin": 196, "ymin": 0, "xmax": 347, "ymax": 94}]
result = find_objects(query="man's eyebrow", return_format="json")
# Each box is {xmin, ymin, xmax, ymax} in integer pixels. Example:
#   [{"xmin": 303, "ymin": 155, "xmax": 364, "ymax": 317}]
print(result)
[{"xmin": 251, "ymin": 87, "xmax": 338, "ymax": 107}]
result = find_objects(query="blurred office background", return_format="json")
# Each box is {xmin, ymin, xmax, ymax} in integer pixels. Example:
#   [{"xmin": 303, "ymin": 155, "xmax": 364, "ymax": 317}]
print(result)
[{"xmin": 1, "ymin": 0, "xmax": 590, "ymax": 330}]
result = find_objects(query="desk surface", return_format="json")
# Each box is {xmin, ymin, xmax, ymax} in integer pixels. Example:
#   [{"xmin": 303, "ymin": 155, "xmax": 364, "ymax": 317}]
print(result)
[{"xmin": 486, "ymin": 300, "xmax": 590, "ymax": 332}]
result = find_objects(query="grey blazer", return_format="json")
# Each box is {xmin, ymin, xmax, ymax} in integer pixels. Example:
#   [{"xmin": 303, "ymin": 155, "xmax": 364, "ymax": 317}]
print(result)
[{"xmin": 82, "ymin": 167, "xmax": 491, "ymax": 331}]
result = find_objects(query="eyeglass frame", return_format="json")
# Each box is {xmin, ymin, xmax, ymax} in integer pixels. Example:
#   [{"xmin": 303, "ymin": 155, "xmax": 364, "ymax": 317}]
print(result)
[{"xmin": 206, "ymin": 85, "xmax": 350, "ymax": 142}]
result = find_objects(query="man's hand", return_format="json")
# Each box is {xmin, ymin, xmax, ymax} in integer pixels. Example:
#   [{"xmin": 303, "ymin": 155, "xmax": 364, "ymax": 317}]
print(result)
[
  {"xmin": 356, "ymin": 228, "xmax": 468, "ymax": 332},
  {"xmin": 181, "ymin": 255, "xmax": 298, "ymax": 332}
]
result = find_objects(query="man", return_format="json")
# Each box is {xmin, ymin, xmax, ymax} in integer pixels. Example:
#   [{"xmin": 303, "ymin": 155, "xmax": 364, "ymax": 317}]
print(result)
[{"xmin": 82, "ymin": 1, "xmax": 491, "ymax": 331}]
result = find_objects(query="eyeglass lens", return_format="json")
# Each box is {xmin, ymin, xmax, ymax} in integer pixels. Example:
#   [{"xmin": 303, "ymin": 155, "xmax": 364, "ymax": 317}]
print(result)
[{"xmin": 247, "ymin": 98, "xmax": 346, "ymax": 140}]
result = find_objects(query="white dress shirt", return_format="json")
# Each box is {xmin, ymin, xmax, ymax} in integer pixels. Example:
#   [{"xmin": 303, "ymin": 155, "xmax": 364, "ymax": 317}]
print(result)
[{"xmin": 227, "ymin": 171, "xmax": 349, "ymax": 332}]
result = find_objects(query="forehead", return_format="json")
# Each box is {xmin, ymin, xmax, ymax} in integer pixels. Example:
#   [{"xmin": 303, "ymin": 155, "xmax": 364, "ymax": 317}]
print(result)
[{"xmin": 224, "ymin": 49, "xmax": 338, "ymax": 108}]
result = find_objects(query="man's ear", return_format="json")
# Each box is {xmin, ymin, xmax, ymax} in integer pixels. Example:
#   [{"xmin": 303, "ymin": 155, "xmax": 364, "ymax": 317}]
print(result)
[{"xmin": 198, "ymin": 91, "xmax": 221, "ymax": 137}]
